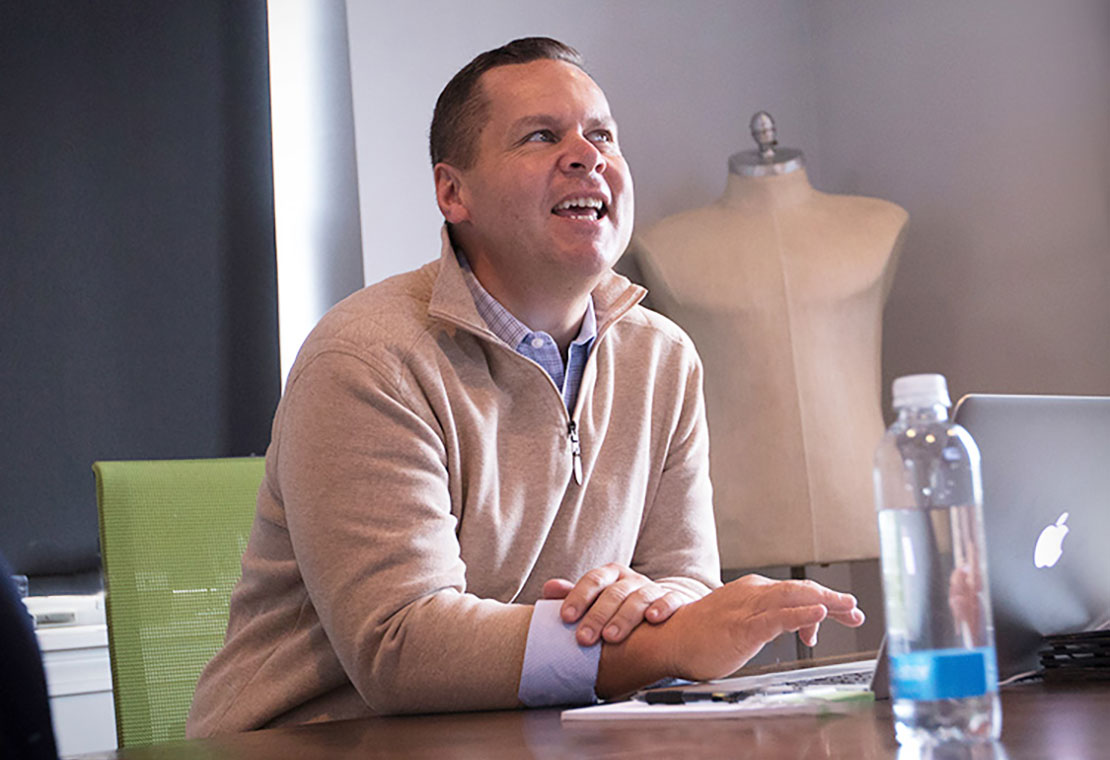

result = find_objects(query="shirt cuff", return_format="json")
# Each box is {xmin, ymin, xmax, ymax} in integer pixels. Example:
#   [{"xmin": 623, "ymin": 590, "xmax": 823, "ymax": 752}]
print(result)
[{"xmin": 517, "ymin": 599, "xmax": 601, "ymax": 707}]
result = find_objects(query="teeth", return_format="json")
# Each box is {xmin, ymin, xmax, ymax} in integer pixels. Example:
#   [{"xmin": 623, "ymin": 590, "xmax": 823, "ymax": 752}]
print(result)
[{"xmin": 555, "ymin": 197, "xmax": 604, "ymax": 210}]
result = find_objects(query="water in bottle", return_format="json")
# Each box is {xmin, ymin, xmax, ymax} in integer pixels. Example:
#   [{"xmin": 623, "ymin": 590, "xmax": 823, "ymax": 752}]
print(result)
[{"xmin": 874, "ymin": 374, "xmax": 1001, "ymax": 746}]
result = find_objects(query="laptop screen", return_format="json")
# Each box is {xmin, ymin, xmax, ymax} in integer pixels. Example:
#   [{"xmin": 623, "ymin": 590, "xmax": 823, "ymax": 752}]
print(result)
[{"xmin": 953, "ymin": 394, "xmax": 1110, "ymax": 678}]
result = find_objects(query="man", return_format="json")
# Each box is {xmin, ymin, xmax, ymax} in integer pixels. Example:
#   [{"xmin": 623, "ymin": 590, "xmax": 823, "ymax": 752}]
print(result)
[{"xmin": 187, "ymin": 37, "xmax": 863, "ymax": 736}]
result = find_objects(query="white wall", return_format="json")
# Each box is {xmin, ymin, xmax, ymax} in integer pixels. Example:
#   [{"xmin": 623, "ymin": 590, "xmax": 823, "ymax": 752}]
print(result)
[
  {"xmin": 269, "ymin": 0, "xmax": 364, "ymax": 384},
  {"xmin": 805, "ymin": 1, "xmax": 1110, "ymax": 405}
]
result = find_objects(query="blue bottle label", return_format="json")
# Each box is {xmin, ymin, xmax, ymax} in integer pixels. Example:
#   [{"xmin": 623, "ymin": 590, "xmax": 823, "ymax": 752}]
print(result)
[{"xmin": 889, "ymin": 647, "xmax": 998, "ymax": 701}]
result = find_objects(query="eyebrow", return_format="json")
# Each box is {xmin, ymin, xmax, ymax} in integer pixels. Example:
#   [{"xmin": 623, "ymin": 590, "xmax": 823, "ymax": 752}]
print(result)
[{"xmin": 508, "ymin": 114, "xmax": 616, "ymax": 134}]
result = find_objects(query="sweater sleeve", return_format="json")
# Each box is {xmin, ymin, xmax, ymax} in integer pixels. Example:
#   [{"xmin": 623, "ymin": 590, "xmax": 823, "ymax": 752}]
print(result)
[
  {"xmin": 631, "ymin": 344, "xmax": 722, "ymax": 598},
  {"xmin": 276, "ymin": 348, "xmax": 532, "ymax": 715}
]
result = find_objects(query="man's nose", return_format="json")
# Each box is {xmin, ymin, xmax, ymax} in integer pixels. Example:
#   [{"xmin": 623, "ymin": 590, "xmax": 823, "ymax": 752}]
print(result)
[{"xmin": 559, "ymin": 133, "xmax": 607, "ymax": 175}]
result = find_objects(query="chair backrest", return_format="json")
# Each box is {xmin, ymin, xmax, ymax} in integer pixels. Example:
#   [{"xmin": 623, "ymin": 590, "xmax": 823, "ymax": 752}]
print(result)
[{"xmin": 93, "ymin": 457, "xmax": 264, "ymax": 748}]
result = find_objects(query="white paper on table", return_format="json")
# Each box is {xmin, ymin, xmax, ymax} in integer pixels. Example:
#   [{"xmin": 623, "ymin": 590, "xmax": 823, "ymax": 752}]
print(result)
[{"xmin": 560, "ymin": 687, "xmax": 874, "ymax": 722}]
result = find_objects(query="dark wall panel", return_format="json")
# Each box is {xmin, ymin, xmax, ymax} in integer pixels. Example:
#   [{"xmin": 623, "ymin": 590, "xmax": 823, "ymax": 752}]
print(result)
[{"xmin": 0, "ymin": 2, "xmax": 280, "ymax": 587}]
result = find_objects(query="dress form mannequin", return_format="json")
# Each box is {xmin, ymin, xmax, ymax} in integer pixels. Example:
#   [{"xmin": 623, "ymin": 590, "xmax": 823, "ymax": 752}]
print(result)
[{"xmin": 633, "ymin": 113, "xmax": 908, "ymax": 571}]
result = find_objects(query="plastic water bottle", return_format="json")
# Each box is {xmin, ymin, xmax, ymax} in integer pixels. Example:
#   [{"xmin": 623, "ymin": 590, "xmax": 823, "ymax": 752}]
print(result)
[{"xmin": 874, "ymin": 374, "xmax": 1001, "ymax": 746}]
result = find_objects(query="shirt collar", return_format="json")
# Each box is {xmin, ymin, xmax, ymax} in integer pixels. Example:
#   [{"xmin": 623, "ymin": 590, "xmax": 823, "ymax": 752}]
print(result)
[
  {"xmin": 454, "ymin": 247, "xmax": 597, "ymax": 350},
  {"xmin": 426, "ymin": 225, "xmax": 645, "ymax": 341}
]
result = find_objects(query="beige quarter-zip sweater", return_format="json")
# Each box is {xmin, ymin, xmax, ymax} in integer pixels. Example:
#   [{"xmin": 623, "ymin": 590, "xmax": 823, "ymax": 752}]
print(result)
[{"xmin": 186, "ymin": 235, "xmax": 721, "ymax": 736}]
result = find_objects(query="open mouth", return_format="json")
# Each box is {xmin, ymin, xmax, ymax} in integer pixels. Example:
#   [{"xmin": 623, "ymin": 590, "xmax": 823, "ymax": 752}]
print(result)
[{"xmin": 552, "ymin": 196, "xmax": 608, "ymax": 221}]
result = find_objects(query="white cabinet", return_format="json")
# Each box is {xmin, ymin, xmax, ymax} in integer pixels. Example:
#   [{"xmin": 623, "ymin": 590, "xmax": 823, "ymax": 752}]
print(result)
[{"xmin": 26, "ymin": 595, "xmax": 117, "ymax": 757}]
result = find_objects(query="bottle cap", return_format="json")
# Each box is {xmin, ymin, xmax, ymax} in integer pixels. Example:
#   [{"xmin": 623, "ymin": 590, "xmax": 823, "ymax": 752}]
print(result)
[{"xmin": 892, "ymin": 374, "xmax": 951, "ymax": 409}]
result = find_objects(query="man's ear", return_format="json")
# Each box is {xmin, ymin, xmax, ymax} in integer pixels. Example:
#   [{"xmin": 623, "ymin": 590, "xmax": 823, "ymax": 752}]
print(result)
[{"xmin": 434, "ymin": 163, "xmax": 471, "ymax": 224}]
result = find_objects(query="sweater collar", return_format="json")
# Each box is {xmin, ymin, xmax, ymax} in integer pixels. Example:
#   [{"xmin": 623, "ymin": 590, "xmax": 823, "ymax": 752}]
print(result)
[{"xmin": 426, "ymin": 225, "xmax": 646, "ymax": 340}]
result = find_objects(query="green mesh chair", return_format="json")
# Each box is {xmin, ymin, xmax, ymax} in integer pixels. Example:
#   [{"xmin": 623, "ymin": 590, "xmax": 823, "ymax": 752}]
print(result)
[{"xmin": 93, "ymin": 457, "xmax": 264, "ymax": 748}]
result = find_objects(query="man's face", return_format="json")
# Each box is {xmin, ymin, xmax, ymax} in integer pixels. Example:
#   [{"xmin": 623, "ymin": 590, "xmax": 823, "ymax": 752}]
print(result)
[{"xmin": 439, "ymin": 59, "xmax": 634, "ymax": 293}]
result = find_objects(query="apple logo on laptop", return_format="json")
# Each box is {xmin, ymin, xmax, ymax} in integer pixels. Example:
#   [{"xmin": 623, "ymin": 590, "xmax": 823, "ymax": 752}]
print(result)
[{"xmin": 1033, "ymin": 512, "xmax": 1070, "ymax": 569}]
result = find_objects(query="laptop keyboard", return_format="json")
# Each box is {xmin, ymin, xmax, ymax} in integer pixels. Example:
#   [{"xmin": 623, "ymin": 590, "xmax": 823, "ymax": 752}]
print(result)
[{"xmin": 777, "ymin": 669, "xmax": 873, "ymax": 689}]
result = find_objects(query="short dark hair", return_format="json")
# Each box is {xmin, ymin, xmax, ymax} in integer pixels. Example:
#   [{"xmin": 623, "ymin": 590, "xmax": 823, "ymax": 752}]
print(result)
[{"xmin": 429, "ymin": 37, "xmax": 585, "ymax": 168}]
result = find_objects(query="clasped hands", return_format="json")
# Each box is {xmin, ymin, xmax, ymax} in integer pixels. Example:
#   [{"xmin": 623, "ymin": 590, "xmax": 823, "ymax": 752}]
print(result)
[{"xmin": 543, "ymin": 563, "xmax": 865, "ymax": 684}]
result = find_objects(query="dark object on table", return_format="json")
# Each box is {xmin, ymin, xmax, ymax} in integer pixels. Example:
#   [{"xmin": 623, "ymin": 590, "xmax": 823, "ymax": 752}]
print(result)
[{"xmin": 1040, "ymin": 630, "xmax": 1110, "ymax": 682}]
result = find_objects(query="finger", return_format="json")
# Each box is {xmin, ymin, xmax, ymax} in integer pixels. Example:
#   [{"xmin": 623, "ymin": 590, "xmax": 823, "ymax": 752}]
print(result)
[
  {"xmin": 542, "ymin": 578, "xmax": 573, "ymax": 600},
  {"xmin": 731, "ymin": 605, "xmax": 827, "ymax": 662},
  {"xmin": 741, "ymin": 604, "xmax": 829, "ymax": 649},
  {"xmin": 827, "ymin": 607, "xmax": 866, "ymax": 628},
  {"xmin": 599, "ymin": 585, "xmax": 670, "ymax": 643},
  {"xmin": 577, "ymin": 577, "xmax": 646, "ymax": 645},
  {"xmin": 560, "ymin": 564, "xmax": 623, "ymax": 623},
  {"xmin": 770, "ymin": 604, "xmax": 829, "ymax": 638},
  {"xmin": 799, "ymin": 621, "xmax": 820, "ymax": 648},
  {"xmin": 769, "ymin": 580, "xmax": 859, "ymax": 612},
  {"xmin": 645, "ymin": 590, "xmax": 687, "ymax": 624}
]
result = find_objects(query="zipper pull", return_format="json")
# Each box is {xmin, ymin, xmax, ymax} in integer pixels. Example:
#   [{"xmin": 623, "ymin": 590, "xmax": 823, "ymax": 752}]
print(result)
[{"xmin": 567, "ymin": 420, "xmax": 583, "ymax": 486}]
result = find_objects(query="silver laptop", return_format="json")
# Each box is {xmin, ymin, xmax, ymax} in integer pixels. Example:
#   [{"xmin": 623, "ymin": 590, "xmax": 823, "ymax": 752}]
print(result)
[
  {"xmin": 640, "ymin": 394, "xmax": 1110, "ymax": 702},
  {"xmin": 953, "ymin": 393, "xmax": 1110, "ymax": 679}
]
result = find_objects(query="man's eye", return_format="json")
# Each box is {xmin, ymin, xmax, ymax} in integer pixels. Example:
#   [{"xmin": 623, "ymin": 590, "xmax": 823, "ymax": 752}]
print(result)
[
  {"xmin": 589, "ymin": 130, "xmax": 614, "ymax": 143},
  {"xmin": 526, "ymin": 130, "xmax": 556, "ymax": 143}
]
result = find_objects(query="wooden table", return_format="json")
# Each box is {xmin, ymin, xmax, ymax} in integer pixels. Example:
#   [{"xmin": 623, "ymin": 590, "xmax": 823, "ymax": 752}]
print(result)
[{"xmin": 76, "ymin": 681, "xmax": 1109, "ymax": 759}]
